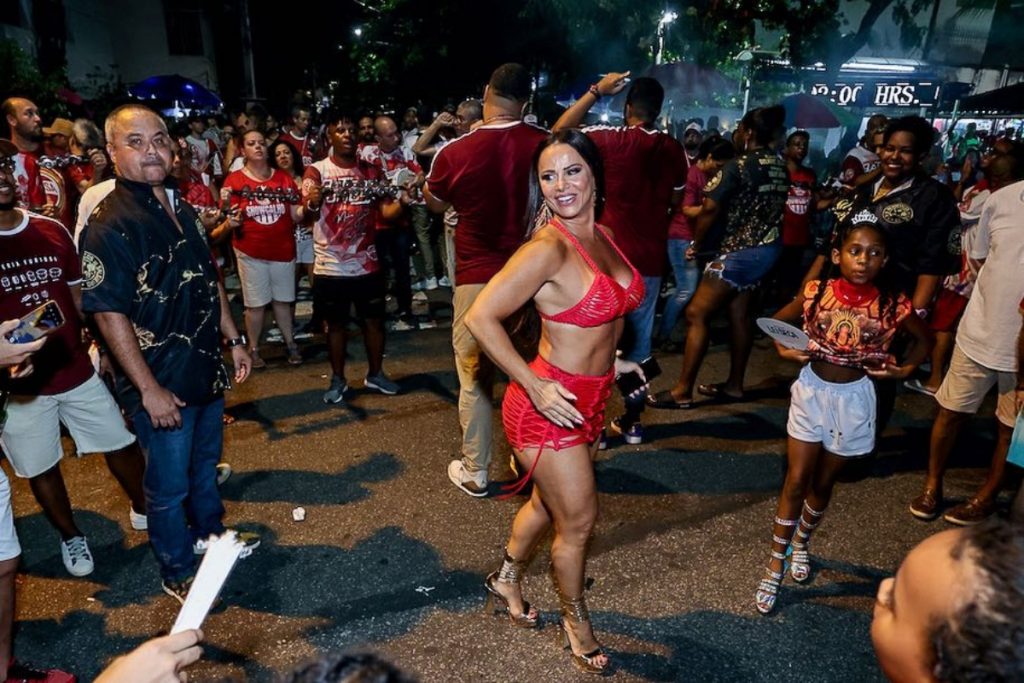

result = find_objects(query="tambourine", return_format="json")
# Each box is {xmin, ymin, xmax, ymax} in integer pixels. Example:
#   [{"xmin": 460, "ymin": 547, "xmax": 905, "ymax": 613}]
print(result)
[
  {"xmin": 229, "ymin": 186, "xmax": 301, "ymax": 203},
  {"xmin": 38, "ymin": 154, "xmax": 90, "ymax": 169},
  {"xmin": 320, "ymin": 179, "xmax": 401, "ymax": 203}
]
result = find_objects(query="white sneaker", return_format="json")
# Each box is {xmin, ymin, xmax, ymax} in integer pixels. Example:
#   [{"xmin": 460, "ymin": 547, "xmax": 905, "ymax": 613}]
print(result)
[
  {"xmin": 447, "ymin": 460, "xmax": 487, "ymax": 497},
  {"xmin": 411, "ymin": 280, "xmax": 426, "ymax": 292},
  {"xmin": 129, "ymin": 507, "xmax": 148, "ymax": 531},
  {"xmin": 424, "ymin": 277, "xmax": 438, "ymax": 291},
  {"xmin": 61, "ymin": 536, "xmax": 94, "ymax": 577},
  {"xmin": 438, "ymin": 276, "xmax": 451, "ymax": 288}
]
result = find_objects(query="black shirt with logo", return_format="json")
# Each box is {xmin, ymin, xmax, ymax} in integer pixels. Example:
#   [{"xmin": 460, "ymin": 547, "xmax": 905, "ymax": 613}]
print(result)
[
  {"xmin": 704, "ymin": 147, "xmax": 790, "ymax": 255},
  {"xmin": 823, "ymin": 174, "xmax": 960, "ymax": 296},
  {"xmin": 79, "ymin": 177, "xmax": 228, "ymax": 416}
]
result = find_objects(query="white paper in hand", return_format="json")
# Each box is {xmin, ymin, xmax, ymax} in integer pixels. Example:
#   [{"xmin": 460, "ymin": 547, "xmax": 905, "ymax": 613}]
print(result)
[
  {"xmin": 171, "ymin": 531, "xmax": 244, "ymax": 634},
  {"xmin": 756, "ymin": 318, "xmax": 810, "ymax": 351}
]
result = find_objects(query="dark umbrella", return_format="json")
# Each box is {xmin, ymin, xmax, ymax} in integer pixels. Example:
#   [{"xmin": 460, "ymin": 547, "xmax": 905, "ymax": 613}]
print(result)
[
  {"xmin": 781, "ymin": 93, "xmax": 845, "ymax": 129},
  {"xmin": 128, "ymin": 75, "xmax": 222, "ymax": 109}
]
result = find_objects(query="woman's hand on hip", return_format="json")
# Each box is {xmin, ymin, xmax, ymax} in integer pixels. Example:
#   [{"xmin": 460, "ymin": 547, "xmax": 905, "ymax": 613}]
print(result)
[{"xmin": 527, "ymin": 378, "xmax": 584, "ymax": 428}]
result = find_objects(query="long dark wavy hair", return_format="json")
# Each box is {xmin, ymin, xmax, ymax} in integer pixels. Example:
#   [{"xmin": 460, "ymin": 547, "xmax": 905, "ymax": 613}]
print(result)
[
  {"xmin": 522, "ymin": 128, "xmax": 606, "ymax": 237},
  {"xmin": 807, "ymin": 220, "xmax": 900, "ymax": 329},
  {"xmin": 268, "ymin": 139, "xmax": 305, "ymax": 180}
]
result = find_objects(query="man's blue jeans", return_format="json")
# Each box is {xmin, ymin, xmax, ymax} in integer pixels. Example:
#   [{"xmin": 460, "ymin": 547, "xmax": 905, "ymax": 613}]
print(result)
[
  {"xmin": 657, "ymin": 239, "xmax": 700, "ymax": 339},
  {"xmin": 132, "ymin": 398, "xmax": 226, "ymax": 582}
]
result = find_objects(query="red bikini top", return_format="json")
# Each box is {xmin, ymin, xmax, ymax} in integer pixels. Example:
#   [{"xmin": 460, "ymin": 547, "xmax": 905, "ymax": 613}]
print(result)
[{"xmin": 538, "ymin": 219, "xmax": 645, "ymax": 328}]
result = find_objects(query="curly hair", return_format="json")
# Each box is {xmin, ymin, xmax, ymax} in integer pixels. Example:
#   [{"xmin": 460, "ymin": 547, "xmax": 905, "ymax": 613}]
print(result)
[
  {"xmin": 807, "ymin": 219, "xmax": 900, "ymax": 330},
  {"xmin": 931, "ymin": 517, "xmax": 1024, "ymax": 682}
]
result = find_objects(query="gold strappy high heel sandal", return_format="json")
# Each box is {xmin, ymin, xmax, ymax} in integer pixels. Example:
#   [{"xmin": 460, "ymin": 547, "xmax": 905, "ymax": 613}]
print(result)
[
  {"xmin": 483, "ymin": 549, "xmax": 539, "ymax": 628},
  {"xmin": 557, "ymin": 593, "xmax": 611, "ymax": 676}
]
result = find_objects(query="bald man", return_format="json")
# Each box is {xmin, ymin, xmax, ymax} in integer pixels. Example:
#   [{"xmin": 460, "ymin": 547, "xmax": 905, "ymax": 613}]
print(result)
[
  {"xmin": 1, "ymin": 97, "xmax": 47, "ymax": 211},
  {"xmin": 80, "ymin": 104, "xmax": 258, "ymax": 602}
]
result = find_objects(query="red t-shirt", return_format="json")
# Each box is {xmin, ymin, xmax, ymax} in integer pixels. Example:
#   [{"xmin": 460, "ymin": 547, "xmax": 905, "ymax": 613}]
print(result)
[
  {"xmin": 39, "ymin": 165, "xmax": 74, "ymax": 231},
  {"xmin": 222, "ymin": 168, "xmax": 298, "ymax": 262},
  {"xmin": 782, "ymin": 165, "xmax": 816, "ymax": 247},
  {"xmin": 67, "ymin": 161, "xmax": 93, "ymax": 191},
  {"xmin": 13, "ymin": 150, "xmax": 46, "ymax": 210},
  {"xmin": 668, "ymin": 164, "xmax": 707, "ymax": 241},
  {"xmin": 180, "ymin": 171, "xmax": 215, "ymax": 209},
  {"xmin": 840, "ymin": 144, "xmax": 880, "ymax": 185},
  {"xmin": 0, "ymin": 211, "xmax": 92, "ymax": 395},
  {"xmin": 427, "ymin": 121, "xmax": 548, "ymax": 285},
  {"xmin": 281, "ymin": 130, "xmax": 315, "ymax": 168},
  {"xmin": 302, "ymin": 156, "xmax": 383, "ymax": 277},
  {"xmin": 582, "ymin": 125, "xmax": 686, "ymax": 276}
]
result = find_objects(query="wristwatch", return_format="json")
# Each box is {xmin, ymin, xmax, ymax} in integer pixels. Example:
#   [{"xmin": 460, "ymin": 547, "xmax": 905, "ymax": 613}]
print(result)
[
  {"xmin": 588, "ymin": 84, "xmax": 602, "ymax": 100},
  {"xmin": 225, "ymin": 335, "xmax": 248, "ymax": 348}
]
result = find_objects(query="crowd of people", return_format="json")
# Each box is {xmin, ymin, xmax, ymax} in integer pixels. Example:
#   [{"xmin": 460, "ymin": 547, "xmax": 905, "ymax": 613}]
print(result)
[{"xmin": 1, "ymin": 58, "xmax": 1023, "ymax": 680}]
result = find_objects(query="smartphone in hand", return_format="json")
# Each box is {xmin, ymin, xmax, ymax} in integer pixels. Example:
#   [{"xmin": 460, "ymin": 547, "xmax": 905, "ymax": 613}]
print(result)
[
  {"xmin": 615, "ymin": 356, "xmax": 661, "ymax": 395},
  {"xmin": 6, "ymin": 301, "xmax": 64, "ymax": 343}
]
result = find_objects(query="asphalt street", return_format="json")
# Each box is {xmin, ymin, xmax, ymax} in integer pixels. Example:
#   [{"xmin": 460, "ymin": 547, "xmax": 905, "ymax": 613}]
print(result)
[{"xmin": 8, "ymin": 288, "xmax": 1004, "ymax": 682}]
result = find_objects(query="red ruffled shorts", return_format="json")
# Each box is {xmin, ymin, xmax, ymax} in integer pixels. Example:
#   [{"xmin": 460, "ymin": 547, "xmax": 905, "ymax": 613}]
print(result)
[{"xmin": 500, "ymin": 355, "xmax": 614, "ymax": 496}]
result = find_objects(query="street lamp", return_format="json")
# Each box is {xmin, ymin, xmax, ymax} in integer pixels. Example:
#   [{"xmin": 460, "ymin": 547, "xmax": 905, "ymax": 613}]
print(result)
[
  {"xmin": 733, "ymin": 48, "xmax": 755, "ymax": 115},
  {"xmin": 655, "ymin": 10, "xmax": 678, "ymax": 65},
  {"xmin": 353, "ymin": 26, "xmax": 363, "ymax": 37}
]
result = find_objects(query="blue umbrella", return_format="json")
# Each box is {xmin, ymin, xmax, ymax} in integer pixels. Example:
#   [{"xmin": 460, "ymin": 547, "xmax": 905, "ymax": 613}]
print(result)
[{"xmin": 128, "ymin": 75, "xmax": 222, "ymax": 109}]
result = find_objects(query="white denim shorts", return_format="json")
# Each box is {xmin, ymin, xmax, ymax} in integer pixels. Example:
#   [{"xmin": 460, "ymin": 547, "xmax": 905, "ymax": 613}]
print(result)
[
  {"xmin": 0, "ymin": 373, "xmax": 136, "ymax": 478},
  {"xmin": 787, "ymin": 364, "xmax": 876, "ymax": 457}
]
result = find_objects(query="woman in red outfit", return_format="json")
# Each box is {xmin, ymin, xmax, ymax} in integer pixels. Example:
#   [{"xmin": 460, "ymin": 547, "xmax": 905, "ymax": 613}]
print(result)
[{"xmin": 465, "ymin": 130, "xmax": 646, "ymax": 676}]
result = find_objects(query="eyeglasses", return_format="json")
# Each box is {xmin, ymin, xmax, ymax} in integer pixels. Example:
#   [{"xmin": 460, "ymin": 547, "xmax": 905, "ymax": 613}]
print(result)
[{"xmin": 0, "ymin": 156, "xmax": 14, "ymax": 173}]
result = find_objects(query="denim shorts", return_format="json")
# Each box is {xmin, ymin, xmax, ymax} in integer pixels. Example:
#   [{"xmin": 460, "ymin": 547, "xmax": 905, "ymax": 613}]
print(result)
[{"xmin": 705, "ymin": 242, "xmax": 782, "ymax": 290}]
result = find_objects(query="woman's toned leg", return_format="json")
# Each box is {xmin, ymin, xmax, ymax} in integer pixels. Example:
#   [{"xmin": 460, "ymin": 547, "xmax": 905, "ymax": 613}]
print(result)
[
  {"xmin": 670, "ymin": 277, "xmax": 735, "ymax": 402},
  {"xmin": 530, "ymin": 442, "xmax": 608, "ymax": 667},
  {"xmin": 491, "ymin": 449, "xmax": 552, "ymax": 620}
]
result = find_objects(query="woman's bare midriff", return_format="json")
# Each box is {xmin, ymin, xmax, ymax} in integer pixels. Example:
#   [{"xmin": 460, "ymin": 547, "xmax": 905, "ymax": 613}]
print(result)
[{"xmin": 536, "ymin": 320, "xmax": 623, "ymax": 377}]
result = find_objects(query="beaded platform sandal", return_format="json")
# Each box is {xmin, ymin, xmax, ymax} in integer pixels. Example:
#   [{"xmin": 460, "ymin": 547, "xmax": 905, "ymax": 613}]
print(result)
[
  {"xmin": 755, "ymin": 517, "xmax": 798, "ymax": 614},
  {"xmin": 790, "ymin": 503, "xmax": 825, "ymax": 583},
  {"xmin": 557, "ymin": 593, "xmax": 611, "ymax": 676},
  {"xmin": 483, "ymin": 549, "xmax": 539, "ymax": 628}
]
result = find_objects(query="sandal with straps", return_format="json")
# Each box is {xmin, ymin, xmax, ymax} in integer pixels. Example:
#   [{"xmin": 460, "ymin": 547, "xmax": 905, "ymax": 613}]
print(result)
[
  {"xmin": 755, "ymin": 568, "xmax": 784, "ymax": 614},
  {"xmin": 756, "ymin": 518, "xmax": 796, "ymax": 614},
  {"xmin": 483, "ymin": 550, "xmax": 539, "ymax": 628},
  {"xmin": 791, "ymin": 503, "xmax": 824, "ymax": 583},
  {"xmin": 558, "ymin": 594, "xmax": 611, "ymax": 676}
]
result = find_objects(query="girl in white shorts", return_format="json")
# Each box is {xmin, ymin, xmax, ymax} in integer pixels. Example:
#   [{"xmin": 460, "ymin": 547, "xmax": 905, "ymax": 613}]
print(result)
[{"xmin": 754, "ymin": 213, "xmax": 933, "ymax": 613}]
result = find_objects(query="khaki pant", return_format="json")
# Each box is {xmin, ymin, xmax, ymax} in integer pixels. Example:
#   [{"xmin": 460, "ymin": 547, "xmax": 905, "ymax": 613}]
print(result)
[{"xmin": 452, "ymin": 284, "xmax": 494, "ymax": 479}]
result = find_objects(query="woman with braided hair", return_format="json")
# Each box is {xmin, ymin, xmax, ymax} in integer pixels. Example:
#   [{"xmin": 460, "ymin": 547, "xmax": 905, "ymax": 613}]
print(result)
[{"xmin": 754, "ymin": 213, "xmax": 933, "ymax": 614}]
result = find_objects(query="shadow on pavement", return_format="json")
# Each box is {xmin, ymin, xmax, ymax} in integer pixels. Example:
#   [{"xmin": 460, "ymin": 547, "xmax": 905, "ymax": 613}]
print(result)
[
  {"xmin": 643, "ymin": 405, "xmax": 790, "ymax": 443},
  {"xmin": 599, "ymin": 603, "xmax": 882, "ymax": 682},
  {"xmin": 596, "ymin": 449, "xmax": 783, "ymax": 496},
  {"xmin": 219, "ymin": 452, "xmax": 403, "ymax": 505}
]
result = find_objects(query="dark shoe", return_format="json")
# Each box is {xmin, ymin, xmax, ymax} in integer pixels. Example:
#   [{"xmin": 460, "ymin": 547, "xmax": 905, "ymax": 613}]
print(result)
[
  {"xmin": 162, "ymin": 575, "xmax": 224, "ymax": 610},
  {"xmin": 609, "ymin": 417, "xmax": 642, "ymax": 445},
  {"xmin": 909, "ymin": 488, "xmax": 942, "ymax": 520},
  {"xmin": 943, "ymin": 497, "xmax": 996, "ymax": 526},
  {"xmin": 697, "ymin": 383, "xmax": 744, "ymax": 403},
  {"xmin": 646, "ymin": 390, "xmax": 695, "ymax": 410},
  {"xmin": 162, "ymin": 575, "xmax": 195, "ymax": 606}
]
